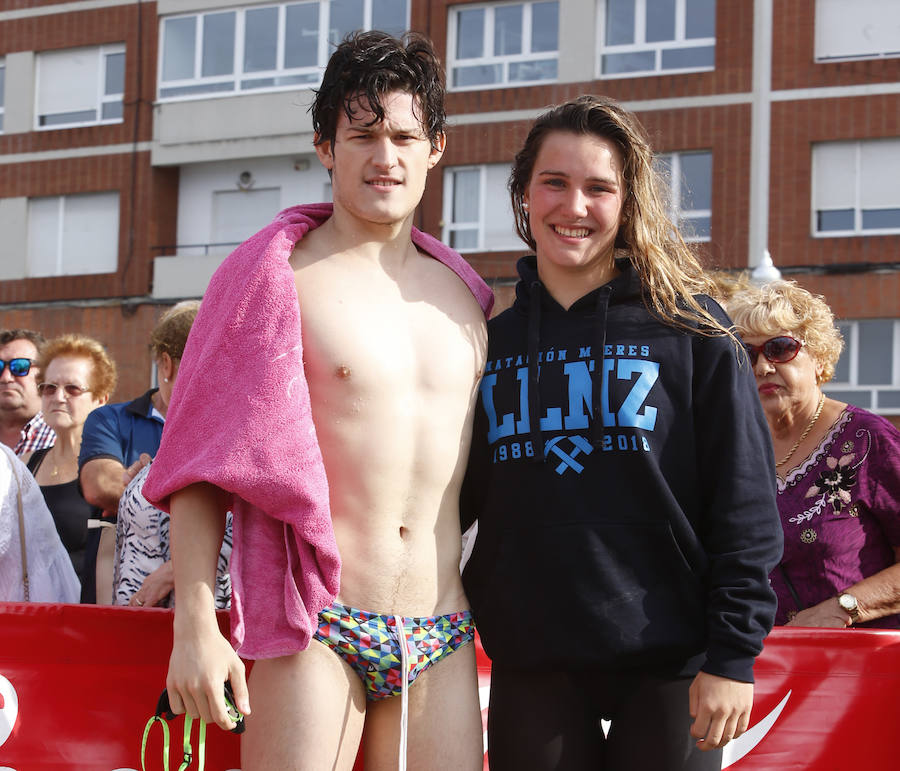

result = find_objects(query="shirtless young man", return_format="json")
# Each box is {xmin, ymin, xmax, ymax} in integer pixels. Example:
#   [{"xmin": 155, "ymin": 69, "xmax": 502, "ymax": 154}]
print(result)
[{"xmin": 147, "ymin": 32, "xmax": 489, "ymax": 770}]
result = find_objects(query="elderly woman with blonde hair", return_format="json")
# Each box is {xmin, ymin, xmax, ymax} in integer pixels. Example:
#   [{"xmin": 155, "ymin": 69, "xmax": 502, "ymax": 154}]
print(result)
[{"xmin": 727, "ymin": 281, "xmax": 900, "ymax": 628}]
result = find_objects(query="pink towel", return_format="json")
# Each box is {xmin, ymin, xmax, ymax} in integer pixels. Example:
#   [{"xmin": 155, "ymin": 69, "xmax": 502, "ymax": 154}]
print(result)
[{"xmin": 143, "ymin": 203, "xmax": 493, "ymax": 659}]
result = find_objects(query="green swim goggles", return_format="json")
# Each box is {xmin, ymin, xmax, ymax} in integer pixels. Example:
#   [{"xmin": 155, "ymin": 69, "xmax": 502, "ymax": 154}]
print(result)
[{"xmin": 141, "ymin": 684, "xmax": 244, "ymax": 771}]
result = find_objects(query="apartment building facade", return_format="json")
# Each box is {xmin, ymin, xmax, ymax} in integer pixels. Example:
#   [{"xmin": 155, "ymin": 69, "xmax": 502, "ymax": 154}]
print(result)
[{"xmin": 0, "ymin": 0, "xmax": 898, "ymax": 419}]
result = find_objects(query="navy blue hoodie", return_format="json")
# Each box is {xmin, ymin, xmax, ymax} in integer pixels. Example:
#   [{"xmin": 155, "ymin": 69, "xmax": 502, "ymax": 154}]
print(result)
[{"xmin": 461, "ymin": 255, "xmax": 783, "ymax": 683}]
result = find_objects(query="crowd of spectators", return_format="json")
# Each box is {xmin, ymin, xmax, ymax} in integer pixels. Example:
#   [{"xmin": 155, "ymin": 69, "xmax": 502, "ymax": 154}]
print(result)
[
  {"xmin": 0, "ymin": 278, "xmax": 897, "ymax": 632},
  {"xmin": 0, "ymin": 304, "xmax": 232, "ymax": 607}
]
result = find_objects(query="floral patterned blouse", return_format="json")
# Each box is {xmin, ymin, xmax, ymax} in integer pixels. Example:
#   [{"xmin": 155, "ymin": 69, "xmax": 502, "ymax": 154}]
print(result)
[{"xmin": 771, "ymin": 405, "xmax": 900, "ymax": 627}]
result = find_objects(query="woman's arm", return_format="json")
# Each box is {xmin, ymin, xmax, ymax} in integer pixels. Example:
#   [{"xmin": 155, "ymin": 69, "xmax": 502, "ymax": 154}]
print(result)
[{"xmin": 787, "ymin": 547, "xmax": 900, "ymax": 627}]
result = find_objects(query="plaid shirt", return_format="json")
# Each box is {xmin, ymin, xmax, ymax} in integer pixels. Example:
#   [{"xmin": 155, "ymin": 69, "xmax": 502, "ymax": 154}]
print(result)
[{"xmin": 14, "ymin": 412, "xmax": 57, "ymax": 455}]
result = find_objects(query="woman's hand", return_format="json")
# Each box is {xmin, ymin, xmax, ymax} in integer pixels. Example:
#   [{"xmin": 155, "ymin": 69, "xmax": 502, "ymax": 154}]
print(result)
[
  {"xmin": 785, "ymin": 597, "xmax": 849, "ymax": 627},
  {"xmin": 128, "ymin": 560, "xmax": 174, "ymax": 608},
  {"xmin": 789, "ymin": 555, "xmax": 900, "ymax": 627},
  {"xmin": 689, "ymin": 672, "xmax": 753, "ymax": 750}
]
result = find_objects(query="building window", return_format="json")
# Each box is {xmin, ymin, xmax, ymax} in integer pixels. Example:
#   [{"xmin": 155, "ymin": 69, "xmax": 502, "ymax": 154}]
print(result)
[
  {"xmin": 212, "ymin": 187, "xmax": 282, "ymax": 249},
  {"xmin": 158, "ymin": 0, "xmax": 409, "ymax": 100},
  {"xmin": 0, "ymin": 61, "xmax": 5, "ymax": 133},
  {"xmin": 825, "ymin": 319, "xmax": 900, "ymax": 414},
  {"xmin": 599, "ymin": 0, "xmax": 715, "ymax": 77},
  {"xmin": 813, "ymin": 139, "xmax": 900, "ymax": 236},
  {"xmin": 655, "ymin": 150, "xmax": 711, "ymax": 242},
  {"xmin": 447, "ymin": 1, "xmax": 559, "ymax": 90},
  {"xmin": 35, "ymin": 46, "xmax": 125, "ymax": 129},
  {"xmin": 815, "ymin": 0, "xmax": 900, "ymax": 62},
  {"xmin": 26, "ymin": 192, "xmax": 120, "ymax": 276},
  {"xmin": 442, "ymin": 164, "xmax": 520, "ymax": 253}
]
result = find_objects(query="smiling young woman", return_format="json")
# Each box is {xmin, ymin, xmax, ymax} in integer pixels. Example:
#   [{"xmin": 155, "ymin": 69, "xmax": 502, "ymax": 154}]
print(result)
[
  {"xmin": 461, "ymin": 95, "xmax": 783, "ymax": 771},
  {"xmin": 521, "ymin": 131, "xmax": 626, "ymax": 308}
]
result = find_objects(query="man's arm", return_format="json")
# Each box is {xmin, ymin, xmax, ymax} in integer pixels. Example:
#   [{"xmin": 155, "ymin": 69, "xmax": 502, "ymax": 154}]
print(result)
[
  {"xmin": 166, "ymin": 482, "xmax": 250, "ymax": 730},
  {"xmin": 79, "ymin": 406, "xmax": 128, "ymax": 512},
  {"xmin": 80, "ymin": 457, "xmax": 128, "ymax": 512},
  {"xmin": 84, "ymin": 451, "xmax": 153, "ymax": 519}
]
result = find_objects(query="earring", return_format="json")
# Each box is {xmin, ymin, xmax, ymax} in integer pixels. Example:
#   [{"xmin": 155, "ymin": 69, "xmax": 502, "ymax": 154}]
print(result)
[
  {"xmin": 523, "ymin": 202, "xmax": 529, "ymax": 211},
  {"xmin": 163, "ymin": 377, "xmax": 169, "ymax": 383}
]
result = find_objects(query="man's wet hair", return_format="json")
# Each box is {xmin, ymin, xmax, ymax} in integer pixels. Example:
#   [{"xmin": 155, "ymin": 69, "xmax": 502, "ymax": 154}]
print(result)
[{"xmin": 311, "ymin": 30, "xmax": 446, "ymax": 150}]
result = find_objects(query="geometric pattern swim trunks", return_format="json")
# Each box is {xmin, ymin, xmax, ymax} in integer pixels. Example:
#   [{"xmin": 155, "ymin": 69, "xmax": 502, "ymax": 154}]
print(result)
[{"xmin": 313, "ymin": 601, "xmax": 475, "ymax": 701}]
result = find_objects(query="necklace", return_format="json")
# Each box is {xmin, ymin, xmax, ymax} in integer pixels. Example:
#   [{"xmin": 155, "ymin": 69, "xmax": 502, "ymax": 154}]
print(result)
[
  {"xmin": 776, "ymin": 393, "xmax": 825, "ymax": 468},
  {"xmin": 46, "ymin": 446, "xmax": 60, "ymax": 477},
  {"xmin": 45, "ymin": 446, "xmax": 74, "ymax": 479}
]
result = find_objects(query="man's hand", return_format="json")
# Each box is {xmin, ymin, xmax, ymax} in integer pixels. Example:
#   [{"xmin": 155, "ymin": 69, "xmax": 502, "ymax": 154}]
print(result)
[
  {"xmin": 166, "ymin": 620, "xmax": 250, "ymax": 731},
  {"xmin": 123, "ymin": 453, "xmax": 153, "ymax": 486},
  {"xmin": 167, "ymin": 482, "xmax": 245, "ymax": 731},
  {"xmin": 689, "ymin": 671, "xmax": 753, "ymax": 750}
]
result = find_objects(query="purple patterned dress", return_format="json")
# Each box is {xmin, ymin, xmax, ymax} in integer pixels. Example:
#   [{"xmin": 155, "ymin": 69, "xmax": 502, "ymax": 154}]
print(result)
[{"xmin": 771, "ymin": 405, "xmax": 900, "ymax": 627}]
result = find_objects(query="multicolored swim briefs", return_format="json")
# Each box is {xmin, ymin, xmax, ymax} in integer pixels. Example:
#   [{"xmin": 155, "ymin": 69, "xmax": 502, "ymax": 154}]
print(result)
[{"xmin": 313, "ymin": 602, "xmax": 475, "ymax": 701}]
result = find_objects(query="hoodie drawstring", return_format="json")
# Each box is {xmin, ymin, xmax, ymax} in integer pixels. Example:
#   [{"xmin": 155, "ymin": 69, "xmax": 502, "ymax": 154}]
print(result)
[
  {"xmin": 591, "ymin": 286, "xmax": 613, "ymax": 448},
  {"xmin": 527, "ymin": 280, "xmax": 544, "ymax": 462},
  {"xmin": 526, "ymin": 281, "xmax": 613, "ymax": 460}
]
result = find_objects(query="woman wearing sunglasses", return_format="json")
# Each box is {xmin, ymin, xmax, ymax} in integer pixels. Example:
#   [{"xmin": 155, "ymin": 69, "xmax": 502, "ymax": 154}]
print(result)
[
  {"xmin": 20, "ymin": 334, "xmax": 116, "ymax": 601},
  {"xmin": 727, "ymin": 281, "xmax": 900, "ymax": 628}
]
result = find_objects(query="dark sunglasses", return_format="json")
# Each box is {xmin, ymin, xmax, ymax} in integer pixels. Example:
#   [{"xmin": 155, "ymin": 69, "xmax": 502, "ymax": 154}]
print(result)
[
  {"xmin": 37, "ymin": 382, "xmax": 91, "ymax": 397},
  {"xmin": 0, "ymin": 358, "xmax": 33, "ymax": 377},
  {"xmin": 744, "ymin": 336, "xmax": 802, "ymax": 366}
]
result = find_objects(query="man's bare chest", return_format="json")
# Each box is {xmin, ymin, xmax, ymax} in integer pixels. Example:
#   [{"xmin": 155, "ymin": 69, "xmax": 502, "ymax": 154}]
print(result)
[{"xmin": 295, "ymin": 271, "xmax": 481, "ymax": 399}]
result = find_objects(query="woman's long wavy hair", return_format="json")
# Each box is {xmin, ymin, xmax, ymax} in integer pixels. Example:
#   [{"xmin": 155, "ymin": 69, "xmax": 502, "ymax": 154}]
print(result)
[{"xmin": 509, "ymin": 95, "xmax": 733, "ymax": 340}]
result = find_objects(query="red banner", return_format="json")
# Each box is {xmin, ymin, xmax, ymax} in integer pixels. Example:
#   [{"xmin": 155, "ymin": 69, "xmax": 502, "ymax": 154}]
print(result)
[{"xmin": 1, "ymin": 603, "xmax": 898, "ymax": 769}]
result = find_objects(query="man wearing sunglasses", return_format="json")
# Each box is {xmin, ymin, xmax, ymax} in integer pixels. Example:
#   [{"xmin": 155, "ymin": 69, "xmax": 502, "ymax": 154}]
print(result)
[{"xmin": 0, "ymin": 329, "xmax": 56, "ymax": 454}]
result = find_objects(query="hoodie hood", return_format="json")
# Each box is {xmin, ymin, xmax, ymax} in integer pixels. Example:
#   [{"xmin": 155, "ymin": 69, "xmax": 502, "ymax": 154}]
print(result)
[
  {"xmin": 512, "ymin": 252, "xmax": 643, "ymax": 459},
  {"xmin": 512, "ymin": 252, "xmax": 643, "ymax": 316}
]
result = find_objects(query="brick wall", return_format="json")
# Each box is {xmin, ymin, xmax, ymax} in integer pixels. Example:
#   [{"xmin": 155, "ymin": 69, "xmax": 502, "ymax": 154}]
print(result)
[
  {"xmin": 0, "ymin": 2, "xmax": 166, "ymax": 303},
  {"xmin": 0, "ymin": 153, "xmax": 179, "ymax": 303},
  {"xmin": 2, "ymin": 0, "xmax": 898, "ymax": 407},
  {"xmin": 772, "ymin": 0, "xmax": 900, "ymax": 89},
  {"xmin": 0, "ymin": 2, "xmax": 156, "ymax": 153},
  {"xmin": 768, "ymin": 94, "xmax": 900, "ymax": 276}
]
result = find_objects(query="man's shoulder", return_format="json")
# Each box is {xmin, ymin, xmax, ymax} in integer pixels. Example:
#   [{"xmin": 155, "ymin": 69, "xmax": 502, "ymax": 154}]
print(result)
[
  {"xmin": 88, "ymin": 390, "xmax": 156, "ymax": 425},
  {"xmin": 411, "ymin": 228, "xmax": 493, "ymax": 318}
]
